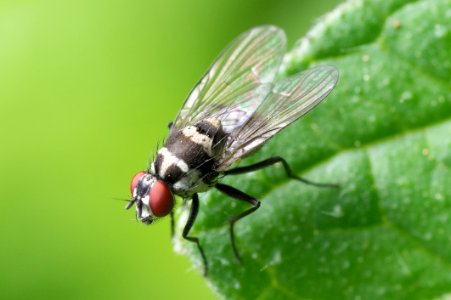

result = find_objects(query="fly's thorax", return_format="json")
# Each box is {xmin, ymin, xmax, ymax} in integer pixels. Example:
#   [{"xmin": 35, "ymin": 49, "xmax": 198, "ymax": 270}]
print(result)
[
  {"xmin": 200, "ymin": 118, "xmax": 228, "ymax": 156},
  {"xmin": 180, "ymin": 118, "xmax": 227, "ymax": 157},
  {"xmin": 153, "ymin": 118, "xmax": 226, "ymax": 196},
  {"xmin": 172, "ymin": 169, "xmax": 211, "ymax": 197}
]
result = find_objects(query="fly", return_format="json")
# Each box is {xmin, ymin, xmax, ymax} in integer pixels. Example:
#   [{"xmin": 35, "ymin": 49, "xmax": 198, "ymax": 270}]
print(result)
[{"xmin": 126, "ymin": 25, "xmax": 339, "ymax": 276}]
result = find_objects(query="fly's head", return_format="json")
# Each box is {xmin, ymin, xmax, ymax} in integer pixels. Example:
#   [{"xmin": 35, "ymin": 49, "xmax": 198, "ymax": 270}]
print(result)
[{"xmin": 127, "ymin": 171, "xmax": 174, "ymax": 224}]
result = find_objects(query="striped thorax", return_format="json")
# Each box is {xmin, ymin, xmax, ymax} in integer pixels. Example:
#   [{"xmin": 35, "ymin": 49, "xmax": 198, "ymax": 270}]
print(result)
[{"xmin": 153, "ymin": 117, "xmax": 226, "ymax": 198}]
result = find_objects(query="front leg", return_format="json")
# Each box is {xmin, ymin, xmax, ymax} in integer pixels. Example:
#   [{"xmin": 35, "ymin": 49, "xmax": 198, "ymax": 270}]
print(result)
[
  {"xmin": 215, "ymin": 183, "xmax": 260, "ymax": 263},
  {"xmin": 182, "ymin": 193, "xmax": 208, "ymax": 276}
]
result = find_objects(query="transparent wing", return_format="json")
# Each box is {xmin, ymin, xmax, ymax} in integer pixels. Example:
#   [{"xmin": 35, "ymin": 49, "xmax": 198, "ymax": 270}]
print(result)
[
  {"xmin": 218, "ymin": 65, "xmax": 339, "ymax": 169},
  {"xmin": 170, "ymin": 26, "xmax": 286, "ymax": 132}
]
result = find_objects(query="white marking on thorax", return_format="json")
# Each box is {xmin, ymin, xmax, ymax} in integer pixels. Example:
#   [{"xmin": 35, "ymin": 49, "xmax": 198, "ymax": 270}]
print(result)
[
  {"xmin": 182, "ymin": 126, "xmax": 213, "ymax": 155},
  {"xmin": 158, "ymin": 147, "xmax": 189, "ymax": 177},
  {"xmin": 204, "ymin": 117, "xmax": 220, "ymax": 129}
]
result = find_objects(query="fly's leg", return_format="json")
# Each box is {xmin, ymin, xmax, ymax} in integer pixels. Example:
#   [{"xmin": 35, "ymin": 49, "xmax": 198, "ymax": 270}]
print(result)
[
  {"xmin": 182, "ymin": 193, "xmax": 208, "ymax": 276},
  {"xmin": 215, "ymin": 183, "xmax": 260, "ymax": 263},
  {"xmin": 224, "ymin": 156, "xmax": 338, "ymax": 188}
]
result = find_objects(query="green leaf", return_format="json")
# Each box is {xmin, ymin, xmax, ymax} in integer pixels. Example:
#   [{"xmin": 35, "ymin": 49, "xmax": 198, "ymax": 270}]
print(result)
[{"xmin": 175, "ymin": 0, "xmax": 451, "ymax": 298}]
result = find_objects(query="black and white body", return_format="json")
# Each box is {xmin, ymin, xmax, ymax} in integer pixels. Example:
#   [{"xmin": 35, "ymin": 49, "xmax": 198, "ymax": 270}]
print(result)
[
  {"xmin": 154, "ymin": 117, "xmax": 227, "ymax": 197},
  {"xmin": 127, "ymin": 26, "xmax": 339, "ymax": 276}
]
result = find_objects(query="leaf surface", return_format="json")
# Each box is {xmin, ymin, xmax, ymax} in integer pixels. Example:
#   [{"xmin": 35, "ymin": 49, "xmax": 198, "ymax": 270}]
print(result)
[{"xmin": 176, "ymin": 0, "xmax": 451, "ymax": 298}]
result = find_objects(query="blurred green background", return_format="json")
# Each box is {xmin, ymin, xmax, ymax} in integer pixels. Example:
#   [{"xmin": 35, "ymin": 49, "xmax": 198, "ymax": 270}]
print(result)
[{"xmin": 0, "ymin": 0, "xmax": 341, "ymax": 299}]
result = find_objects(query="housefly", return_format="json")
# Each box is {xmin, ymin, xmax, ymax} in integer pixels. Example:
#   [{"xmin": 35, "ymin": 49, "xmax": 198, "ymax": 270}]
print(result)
[{"xmin": 127, "ymin": 25, "xmax": 339, "ymax": 275}]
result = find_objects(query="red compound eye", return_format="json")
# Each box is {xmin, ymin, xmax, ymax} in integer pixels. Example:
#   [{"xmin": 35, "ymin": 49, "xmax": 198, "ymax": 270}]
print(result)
[
  {"xmin": 130, "ymin": 171, "xmax": 146, "ymax": 196},
  {"xmin": 149, "ymin": 180, "xmax": 174, "ymax": 217}
]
